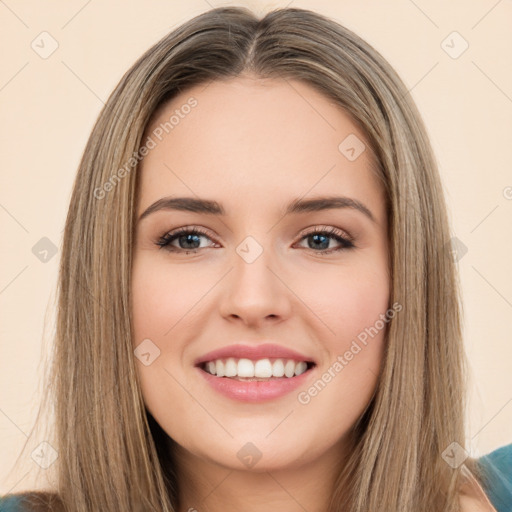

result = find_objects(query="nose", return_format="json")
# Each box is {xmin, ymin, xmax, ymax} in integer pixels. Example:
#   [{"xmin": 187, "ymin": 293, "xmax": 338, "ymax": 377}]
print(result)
[{"xmin": 218, "ymin": 243, "xmax": 293, "ymax": 328}]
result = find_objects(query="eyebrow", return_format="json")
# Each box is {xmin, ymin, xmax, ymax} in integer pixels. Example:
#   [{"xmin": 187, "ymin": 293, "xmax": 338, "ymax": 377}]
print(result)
[{"xmin": 137, "ymin": 195, "xmax": 376, "ymax": 224}]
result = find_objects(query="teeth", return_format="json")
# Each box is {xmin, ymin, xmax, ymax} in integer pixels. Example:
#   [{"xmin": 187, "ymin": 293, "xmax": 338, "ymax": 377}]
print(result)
[
  {"xmin": 294, "ymin": 361, "xmax": 307, "ymax": 376},
  {"xmin": 224, "ymin": 357, "xmax": 237, "ymax": 377},
  {"xmin": 254, "ymin": 359, "xmax": 273, "ymax": 378},
  {"xmin": 272, "ymin": 359, "xmax": 285, "ymax": 377},
  {"xmin": 284, "ymin": 359, "xmax": 296, "ymax": 378},
  {"xmin": 237, "ymin": 358, "xmax": 255, "ymax": 377},
  {"xmin": 215, "ymin": 360, "xmax": 225, "ymax": 377},
  {"xmin": 203, "ymin": 357, "xmax": 311, "ymax": 378}
]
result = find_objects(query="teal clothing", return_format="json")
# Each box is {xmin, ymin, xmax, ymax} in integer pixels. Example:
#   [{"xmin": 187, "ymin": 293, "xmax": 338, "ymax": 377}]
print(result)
[
  {"xmin": 477, "ymin": 443, "xmax": 512, "ymax": 512},
  {"xmin": 0, "ymin": 495, "xmax": 22, "ymax": 512},
  {"xmin": 1, "ymin": 444, "xmax": 511, "ymax": 510},
  {"xmin": 0, "ymin": 497, "xmax": 15, "ymax": 511},
  {"xmin": 0, "ymin": 494, "xmax": 29, "ymax": 512}
]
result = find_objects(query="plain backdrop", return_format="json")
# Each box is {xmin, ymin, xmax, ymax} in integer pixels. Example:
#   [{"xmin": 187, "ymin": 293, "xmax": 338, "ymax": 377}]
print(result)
[{"xmin": 1, "ymin": 0, "xmax": 511, "ymax": 495}]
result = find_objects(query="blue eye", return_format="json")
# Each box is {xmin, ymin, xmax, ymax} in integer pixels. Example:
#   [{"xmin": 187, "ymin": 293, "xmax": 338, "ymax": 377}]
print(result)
[
  {"xmin": 156, "ymin": 227, "xmax": 214, "ymax": 253},
  {"xmin": 155, "ymin": 226, "xmax": 355, "ymax": 254},
  {"xmin": 297, "ymin": 226, "xmax": 355, "ymax": 253}
]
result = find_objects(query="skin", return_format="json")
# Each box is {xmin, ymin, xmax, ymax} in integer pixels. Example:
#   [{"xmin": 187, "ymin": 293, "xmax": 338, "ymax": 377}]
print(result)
[
  {"xmin": 460, "ymin": 493, "xmax": 497, "ymax": 512},
  {"xmin": 131, "ymin": 74, "xmax": 391, "ymax": 512},
  {"xmin": 459, "ymin": 469, "xmax": 498, "ymax": 511}
]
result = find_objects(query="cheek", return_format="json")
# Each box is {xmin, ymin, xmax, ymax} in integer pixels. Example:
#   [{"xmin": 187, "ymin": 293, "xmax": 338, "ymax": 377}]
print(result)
[
  {"xmin": 131, "ymin": 256, "xmax": 205, "ymax": 345},
  {"xmin": 131, "ymin": 263, "xmax": 214, "ymax": 450},
  {"xmin": 131, "ymin": 258, "xmax": 192, "ymax": 425},
  {"xmin": 308, "ymin": 262, "xmax": 390, "ymax": 347},
  {"xmin": 306, "ymin": 258, "xmax": 390, "ymax": 392},
  {"xmin": 301, "ymin": 261, "xmax": 390, "ymax": 402},
  {"xmin": 131, "ymin": 257, "xmax": 213, "ymax": 420},
  {"xmin": 295, "ymin": 270, "xmax": 389, "ymax": 437}
]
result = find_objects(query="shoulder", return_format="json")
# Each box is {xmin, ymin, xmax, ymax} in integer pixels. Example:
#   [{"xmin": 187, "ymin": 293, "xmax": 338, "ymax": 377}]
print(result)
[
  {"xmin": 0, "ymin": 494, "xmax": 26, "ymax": 512},
  {"xmin": 475, "ymin": 443, "xmax": 512, "ymax": 512},
  {"xmin": 459, "ymin": 443, "xmax": 512, "ymax": 512},
  {"xmin": 0, "ymin": 494, "xmax": 21, "ymax": 512},
  {"xmin": 0, "ymin": 491, "xmax": 63, "ymax": 512},
  {"xmin": 459, "ymin": 494, "xmax": 495, "ymax": 512}
]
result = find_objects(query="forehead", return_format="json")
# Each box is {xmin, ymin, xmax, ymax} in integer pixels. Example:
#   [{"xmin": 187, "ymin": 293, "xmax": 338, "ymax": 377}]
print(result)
[{"xmin": 138, "ymin": 76, "xmax": 385, "ymax": 222}]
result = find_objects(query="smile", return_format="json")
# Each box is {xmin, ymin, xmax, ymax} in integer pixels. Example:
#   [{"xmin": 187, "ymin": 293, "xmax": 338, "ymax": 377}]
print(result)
[
  {"xmin": 201, "ymin": 357, "xmax": 314, "ymax": 379},
  {"xmin": 196, "ymin": 357, "xmax": 316, "ymax": 403}
]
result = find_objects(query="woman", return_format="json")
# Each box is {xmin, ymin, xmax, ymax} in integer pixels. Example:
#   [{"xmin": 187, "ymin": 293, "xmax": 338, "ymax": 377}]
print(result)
[{"xmin": 1, "ymin": 6, "xmax": 510, "ymax": 512}]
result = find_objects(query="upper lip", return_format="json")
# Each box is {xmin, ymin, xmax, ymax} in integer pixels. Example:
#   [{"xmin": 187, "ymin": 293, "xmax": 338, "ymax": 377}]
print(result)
[{"xmin": 194, "ymin": 343, "xmax": 316, "ymax": 366}]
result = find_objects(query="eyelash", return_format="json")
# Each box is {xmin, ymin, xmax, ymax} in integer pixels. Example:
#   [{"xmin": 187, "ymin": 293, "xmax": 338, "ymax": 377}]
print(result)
[{"xmin": 155, "ymin": 225, "xmax": 355, "ymax": 255}]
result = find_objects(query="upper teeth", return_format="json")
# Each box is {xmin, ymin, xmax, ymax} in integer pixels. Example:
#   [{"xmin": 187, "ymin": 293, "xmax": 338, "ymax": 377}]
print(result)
[{"xmin": 204, "ymin": 358, "xmax": 309, "ymax": 378}]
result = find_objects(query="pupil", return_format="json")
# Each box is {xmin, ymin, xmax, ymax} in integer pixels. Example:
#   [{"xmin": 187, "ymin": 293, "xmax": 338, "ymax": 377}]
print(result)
[
  {"xmin": 181, "ymin": 234, "xmax": 200, "ymax": 249},
  {"xmin": 310, "ymin": 234, "xmax": 328, "ymax": 250}
]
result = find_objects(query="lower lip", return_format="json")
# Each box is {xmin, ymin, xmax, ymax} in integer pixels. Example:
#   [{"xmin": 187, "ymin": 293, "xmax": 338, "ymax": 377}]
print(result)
[{"xmin": 196, "ymin": 366, "xmax": 314, "ymax": 403}]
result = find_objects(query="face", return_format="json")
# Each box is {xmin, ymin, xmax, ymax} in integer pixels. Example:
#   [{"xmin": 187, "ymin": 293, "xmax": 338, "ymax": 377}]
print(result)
[{"xmin": 131, "ymin": 75, "xmax": 390, "ymax": 473}]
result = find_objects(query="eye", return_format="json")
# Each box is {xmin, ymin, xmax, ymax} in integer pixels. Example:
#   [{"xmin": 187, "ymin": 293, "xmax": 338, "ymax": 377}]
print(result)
[
  {"xmin": 295, "ymin": 226, "xmax": 355, "ymax": 254},
  {"xmin": 155, "ymin": 226, "xmax": 217, "ymax": 253},
  {"xmin": 155, "ymin": 225, "xmax": 355, "ymax": 254}
]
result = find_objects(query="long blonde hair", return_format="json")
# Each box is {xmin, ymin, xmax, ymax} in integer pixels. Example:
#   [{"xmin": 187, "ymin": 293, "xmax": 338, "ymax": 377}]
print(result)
[{"xmin": 6, "ymin": 6, "xmax": 484, "ymax": 511}]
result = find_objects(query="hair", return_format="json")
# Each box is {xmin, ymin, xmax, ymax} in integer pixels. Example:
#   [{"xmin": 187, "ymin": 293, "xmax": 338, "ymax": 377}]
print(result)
[{"xmin": 3, "ymin": 5, "xmax": 490, "ymax": 512}]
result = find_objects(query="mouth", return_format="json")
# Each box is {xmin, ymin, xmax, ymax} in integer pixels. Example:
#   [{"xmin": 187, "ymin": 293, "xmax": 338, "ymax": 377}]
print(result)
[
  {"xmin": 198, "ymin": 357, "xmax": 316, "ymax": 381},
  {"xmin": 195, "ymin": 355, "xmax": 317, "ymax": 403}
]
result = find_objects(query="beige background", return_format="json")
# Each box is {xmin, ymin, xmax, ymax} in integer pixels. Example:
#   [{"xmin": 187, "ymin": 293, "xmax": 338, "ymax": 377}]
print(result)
[{"xmin": 1, "ymin": 0, "xmax": 511, "ymax": 495}]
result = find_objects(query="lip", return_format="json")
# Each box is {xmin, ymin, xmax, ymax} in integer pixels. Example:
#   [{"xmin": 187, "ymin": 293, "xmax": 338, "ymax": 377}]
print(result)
[
  {"xmin": 194, "ymin": 343, "xmax": 316, "ymax": 403},
  {"xmin": 194, "ymin": 343, "xmax": 316, "ymax": 366},
  {"xmin": 196, "ymin": 365, "xmax": 315, "ymax": 403}
]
